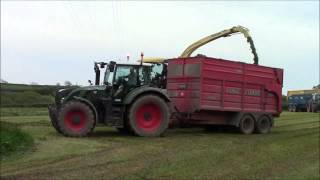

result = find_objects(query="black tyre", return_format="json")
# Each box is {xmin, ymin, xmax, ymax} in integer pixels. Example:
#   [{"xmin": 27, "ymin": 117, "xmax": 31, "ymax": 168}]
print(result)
[
  {"xmin": 254, "ymin": 115, "xmax": 272, "ymax": 134},
  {"xmin": 49, "ymin": 106, "xmax": 62, "ymax": 134},
  {"xmin": 307, "ymin": 104, "xmax": 311, "ymax": 112},
  {"xmin": 292, "ymin": 105, "xmax": 297, "ymax": 112},
  {"xmin": 239, "ymin": 114, "xmax": 255, "ymax": 134},
  {"xmin": 311, "ymin": 104, "xmax": 317, "ymax": 113},
  {"xmin": 51, "ymin": 116, "xmax": 62, "ymax": 134},
  {"xmin": 57, "ymin": 101, "xmax": 95, "ymax": 137},
  {"xmin": 128, "ymin": 95, "xmax": 169, "ymax": 137}
]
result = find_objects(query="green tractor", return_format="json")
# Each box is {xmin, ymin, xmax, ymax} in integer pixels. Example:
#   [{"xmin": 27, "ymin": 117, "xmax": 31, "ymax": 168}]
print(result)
[{"xmin": 49, "ymin": 61, "xmax": 170, "ymax": 137}]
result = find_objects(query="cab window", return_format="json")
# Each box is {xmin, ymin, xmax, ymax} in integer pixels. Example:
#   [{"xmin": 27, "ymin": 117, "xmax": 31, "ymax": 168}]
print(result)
[
  {"xmin": 151, "ymin": 64, "xmax": 164, "ymax": 79},
  {"xmin": 114, "ymin": 66, "xmax": 138, "ymax": 86},
  {"xmin": 139, "ymin": 66, "xmax": 152, "ymax": 85}
]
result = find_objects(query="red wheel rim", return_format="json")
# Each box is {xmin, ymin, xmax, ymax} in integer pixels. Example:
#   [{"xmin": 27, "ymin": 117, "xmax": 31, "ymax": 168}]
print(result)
[
  {"xmin": 135, "ymin": 103, "xmax": 162, "ymax": 132},
  {"xmin": 64, "ymin": 110, "xmax": 86, "ymax": 132}
]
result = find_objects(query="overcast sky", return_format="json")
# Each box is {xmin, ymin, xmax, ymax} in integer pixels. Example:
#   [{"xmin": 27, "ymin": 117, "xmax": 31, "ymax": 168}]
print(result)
[{"xmin": 1, "ymin": 1, "xmax": 319, "ymax": 93}]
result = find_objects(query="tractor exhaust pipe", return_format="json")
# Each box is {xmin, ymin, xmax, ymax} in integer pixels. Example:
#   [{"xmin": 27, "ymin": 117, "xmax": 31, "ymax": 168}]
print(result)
[{"xmin": 94, "ymin": 62, "xmax": 100, "ymax": 85}]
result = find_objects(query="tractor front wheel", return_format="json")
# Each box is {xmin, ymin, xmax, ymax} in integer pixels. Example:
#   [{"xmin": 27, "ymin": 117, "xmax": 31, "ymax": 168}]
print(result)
[
  {"xmin": 49, "ymin": 106, "xmax": 62, "ymax": 134},
  {"xmin": 128, "ymin": 95, "xmax": 169, "ymax": 137},
  {"xmin": 57, "ymin": 101, "xmax": 95, "ymax": 137},
  {"xmin": 292, "ymin": 105, "xmax": 297, "ymax": 112}
]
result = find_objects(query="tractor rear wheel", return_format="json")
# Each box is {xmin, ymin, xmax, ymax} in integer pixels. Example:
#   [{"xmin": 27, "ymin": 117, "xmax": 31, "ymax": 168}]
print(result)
[
  {"xmin": 57, "ymin": 101, "xmax": 95, "ymax": 137},
  {"xmin": 128, "ymin": 95, "xmax": 169, "ymax": 137},
  {"xmin": 239, "ymin": 114, "xmax": 255, "ymax": 134},
  {"xmin": 254, "ymin": 115, "xmax": 271, "ymax": 134}
]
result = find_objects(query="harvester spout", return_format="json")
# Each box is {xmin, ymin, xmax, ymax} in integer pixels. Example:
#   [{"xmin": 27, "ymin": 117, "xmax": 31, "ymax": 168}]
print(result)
[{"xmin": 180, "ymin": 25, "xmax": 259, "ymax": 65}]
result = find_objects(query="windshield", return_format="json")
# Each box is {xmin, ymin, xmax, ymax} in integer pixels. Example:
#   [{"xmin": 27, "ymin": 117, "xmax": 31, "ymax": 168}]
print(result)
[
  {"xmin": 114, "ymin": 66, "xmax": 138, "ymax": 86},
  {"xmin": 104, "ymin": 69, "xmax": 114, "ymax": 85}
]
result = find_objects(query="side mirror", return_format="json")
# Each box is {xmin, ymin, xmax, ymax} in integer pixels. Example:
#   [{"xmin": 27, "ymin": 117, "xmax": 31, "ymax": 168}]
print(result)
[{"xmin": 88, "ymin": 80, "xmax": 93, "ymax": 85}]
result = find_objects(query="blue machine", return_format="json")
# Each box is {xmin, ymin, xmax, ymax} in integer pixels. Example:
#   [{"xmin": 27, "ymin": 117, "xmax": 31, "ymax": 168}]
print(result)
[{"xmin": 288, "ymin": 94, "xmax": 312, "ymax": 112}]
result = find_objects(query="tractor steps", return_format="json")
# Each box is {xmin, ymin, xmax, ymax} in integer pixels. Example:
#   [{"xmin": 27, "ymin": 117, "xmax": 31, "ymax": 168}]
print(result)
[{"xmin": 106, "ymin": 105, "xmax": 124, "ymax": 127}]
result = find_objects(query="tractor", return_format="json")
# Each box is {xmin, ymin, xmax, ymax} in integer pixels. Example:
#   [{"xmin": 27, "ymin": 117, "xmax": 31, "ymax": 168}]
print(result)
[{"xmin": 49, "ymin": 60, "xmax": 170, "ymax": 137}]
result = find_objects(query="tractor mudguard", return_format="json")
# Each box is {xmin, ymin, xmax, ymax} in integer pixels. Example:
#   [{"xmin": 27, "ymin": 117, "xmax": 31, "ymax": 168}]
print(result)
[
  {"xmin": 123, "ymin": 86, "xmax": 170, "ymax": 105},
  {"xmin": 73, "ymin": 96, "xmax": 99, "ymax": 123},
  {"xmin": 62, "ymin": 85, "xmax": 107, "ymax": 104}
]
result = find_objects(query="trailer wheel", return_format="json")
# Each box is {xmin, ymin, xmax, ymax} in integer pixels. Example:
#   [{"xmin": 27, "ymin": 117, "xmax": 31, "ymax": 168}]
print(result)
[
  {"xmin": 57, "ymin": 101, "xmax": 95, "ymax": 137},
  {"xmin": 254, "ymin": 115, "xmax": 271, "ymax": 134},
  {"xmin": 239, "ymin": 114, "xmax": 255, "ymax": 134},
  {"xmin": 128, "ymin": 95, "xmax": 169, "ymax": 137}
]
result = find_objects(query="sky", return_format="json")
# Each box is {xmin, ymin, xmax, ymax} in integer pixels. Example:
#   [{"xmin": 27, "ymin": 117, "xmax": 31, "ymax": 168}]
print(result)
[{"xmin": 1, "ymin": 1, "xmax": 319, "ymax": 93}]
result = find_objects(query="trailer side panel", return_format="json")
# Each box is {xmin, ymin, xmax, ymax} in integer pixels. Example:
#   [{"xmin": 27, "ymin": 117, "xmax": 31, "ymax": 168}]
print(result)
[{"xmin": 167, "ymin": 57, "xmax": 283, "ymax": 117}]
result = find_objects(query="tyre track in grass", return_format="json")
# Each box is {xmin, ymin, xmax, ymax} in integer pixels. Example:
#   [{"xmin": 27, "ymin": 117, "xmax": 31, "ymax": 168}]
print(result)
[
  {"xmin": 1, "ymin": 131, "xmax": 239, "ymax": 179},
  {"xmin": 1, "ymin": 112, "xmax": 319, "ymax": 179}
]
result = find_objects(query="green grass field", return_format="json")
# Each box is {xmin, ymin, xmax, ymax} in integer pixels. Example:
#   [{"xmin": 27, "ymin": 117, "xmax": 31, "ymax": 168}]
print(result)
[{"xmin": 0, "ymin": 108, "xmax": 319, "ymax": 179}]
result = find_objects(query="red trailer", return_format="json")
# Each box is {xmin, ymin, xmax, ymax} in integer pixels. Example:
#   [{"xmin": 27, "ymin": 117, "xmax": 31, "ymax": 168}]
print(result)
[{"xmin": 167, "ymin": 56, "xmax": 283, "ymax": 134}]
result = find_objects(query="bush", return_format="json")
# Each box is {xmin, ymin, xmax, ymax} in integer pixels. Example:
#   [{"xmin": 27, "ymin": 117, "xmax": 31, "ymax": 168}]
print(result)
[
  {"xmin": 0, "ymin": 91, "xmax": 54, "ymax": 107},
  {"xmin": 0, "ymin": 83, "xmax": 79, "ymax": 107},
  {"xmin": 0, "ymin": 122, "xmax": 33, "ymax": 160}
]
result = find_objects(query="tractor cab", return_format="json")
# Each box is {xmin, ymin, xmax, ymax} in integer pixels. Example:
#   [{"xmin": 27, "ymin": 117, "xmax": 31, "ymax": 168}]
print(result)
[{"xmin": 94, "ymin": 61, "xmax": 167, "ymax": 92}]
